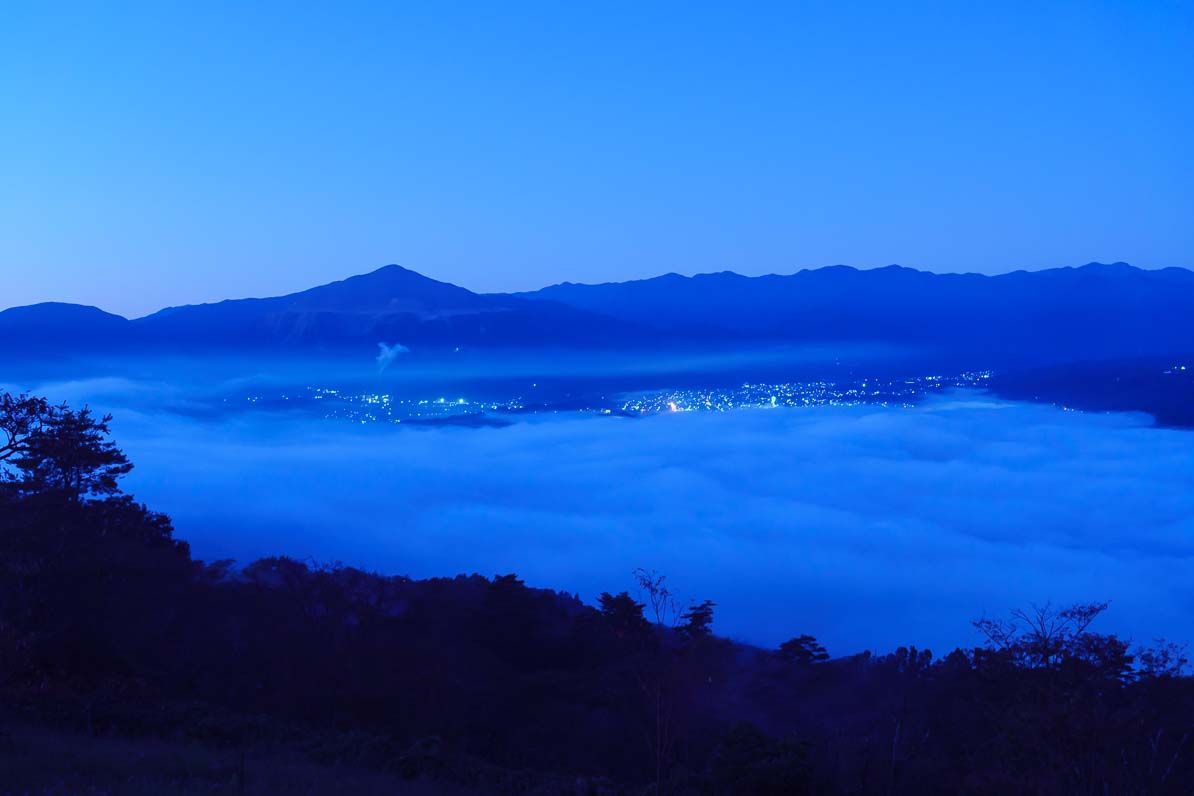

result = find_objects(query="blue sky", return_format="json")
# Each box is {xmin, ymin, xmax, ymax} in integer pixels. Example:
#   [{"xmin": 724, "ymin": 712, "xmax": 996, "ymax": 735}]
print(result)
[{"xmin": 3, "ymin": 0, "xmax": 1192, "ymax": 317}]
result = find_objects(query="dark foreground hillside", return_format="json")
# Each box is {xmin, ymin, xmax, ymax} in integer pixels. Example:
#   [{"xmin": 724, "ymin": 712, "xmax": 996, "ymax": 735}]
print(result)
[
  {"xmin": 0, "ymin": 723, "xmax": 469, "ymax": 796},
  {"xmin": 2, "ymin": 391, "xmax": 1193, "ymax": 794}
]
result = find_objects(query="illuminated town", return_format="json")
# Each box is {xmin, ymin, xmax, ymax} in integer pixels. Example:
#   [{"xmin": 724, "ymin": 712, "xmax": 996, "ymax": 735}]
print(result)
[{"xmin": 234, "ymin": 371, "xmax": 994, "ymax": 426}]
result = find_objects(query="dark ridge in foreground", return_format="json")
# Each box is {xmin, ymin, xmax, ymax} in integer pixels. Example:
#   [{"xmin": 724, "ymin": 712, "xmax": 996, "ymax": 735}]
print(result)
[{"xmin": 2, "ymin": 391, "xmax": 1194, "ymax": 794}]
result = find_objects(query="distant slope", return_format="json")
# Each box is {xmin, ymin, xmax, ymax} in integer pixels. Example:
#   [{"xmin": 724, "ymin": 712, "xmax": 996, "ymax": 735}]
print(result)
[
  {"xmin": 134, "ymin": 264, "xmax": 646, "ymax": 350},
  {"xmin": 989, "ymin": 356, "xmax": 1194, "ymax": 428},
  {"xmin": 516, "ymin": 263, "xmax": 1194, "ymax": 363},
  {"xmin": 0, "ymin": 302, "xmax": 134, "ymax": 351}
]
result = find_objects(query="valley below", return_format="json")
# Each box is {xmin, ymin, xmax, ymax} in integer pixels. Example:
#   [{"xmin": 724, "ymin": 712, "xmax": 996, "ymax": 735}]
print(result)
[{"xmin": 4, "ymin": 345, "xmax": 1192, "ymax": 655}]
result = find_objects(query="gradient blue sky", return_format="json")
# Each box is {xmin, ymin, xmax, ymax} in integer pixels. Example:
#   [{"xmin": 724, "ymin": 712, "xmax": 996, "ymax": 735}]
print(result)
[{"xmin": 3, "ymin": 1, "xmax": 1192, "ymax": 317}]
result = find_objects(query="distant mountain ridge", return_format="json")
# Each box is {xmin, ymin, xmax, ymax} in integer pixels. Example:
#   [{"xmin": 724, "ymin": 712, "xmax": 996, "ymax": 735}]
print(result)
[
  {"xmin": 0, "ymin": 265, "xmax": 649, "ymax": 353},
  {"xmin": 1, "ymin": 262, "xmax": 1191, "ymax": 363},
  {"xmin": 133, "ymin": 264, "xmax": 611, "ymax": 349},
  {"xmin": 517, "ymin": 262, "xmax": 1194, "ymax": 363}
]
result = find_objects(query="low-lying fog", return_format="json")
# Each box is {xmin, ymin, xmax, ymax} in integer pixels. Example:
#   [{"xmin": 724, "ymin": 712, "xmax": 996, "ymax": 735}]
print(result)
[{"xmin": 6, "ymin": 352, "xmax": 1193, "ymax": 656}]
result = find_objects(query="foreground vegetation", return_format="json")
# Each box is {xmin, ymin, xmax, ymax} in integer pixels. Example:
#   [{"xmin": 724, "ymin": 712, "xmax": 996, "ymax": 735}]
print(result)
[
  {"xmin": 0, "ymin": 722, "xmax": 468, "ymax": 796},
  {"xmin": 2, "ymin": 391, "xmax": 1192, "ymax": 794}
]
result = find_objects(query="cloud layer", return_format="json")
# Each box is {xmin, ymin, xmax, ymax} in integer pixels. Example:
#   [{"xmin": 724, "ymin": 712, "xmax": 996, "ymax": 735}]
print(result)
[{"xmin": 83, "ymin": 392, "xmax": 1194, "ymax": 657}]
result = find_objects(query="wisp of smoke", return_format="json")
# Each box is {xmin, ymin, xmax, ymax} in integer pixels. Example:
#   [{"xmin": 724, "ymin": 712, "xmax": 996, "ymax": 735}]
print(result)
[{"xmin": 376, "ymin": 342, "xmax": 410, "ymax": 372}]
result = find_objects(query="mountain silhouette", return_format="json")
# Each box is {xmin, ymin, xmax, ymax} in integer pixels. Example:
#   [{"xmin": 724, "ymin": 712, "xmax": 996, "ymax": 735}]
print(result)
[
  {"xmin": 0, "ymin": 265, "xmax": 646, "ymax": 353},
  {"xmin": 2, "ymin": 262, "xmax": 1192, "ymax": 362},
  {"xmin": 518, "ymin": 262, "xmax": 1194, "ymax": 363},
  {"xmin": 134, "ymin": 264, "xmax": 511, "ymax": 348},
  {"xmin": 0, "ymin": 302, "xmax": 134, "ymax": 349}
]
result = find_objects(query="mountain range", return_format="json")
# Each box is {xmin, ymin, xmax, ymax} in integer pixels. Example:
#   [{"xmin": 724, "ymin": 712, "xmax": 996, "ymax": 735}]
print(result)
[
  {"xmin": 2, "ymin": 262, "xmax": 1192, "ymax": 364},
  {"xmin": 0, "ymin": 266, "xmax": 652, "ymax": 354},
  {"xmin": 520, "ymin": 262, "xmax": 1194, "ymax": 362}
]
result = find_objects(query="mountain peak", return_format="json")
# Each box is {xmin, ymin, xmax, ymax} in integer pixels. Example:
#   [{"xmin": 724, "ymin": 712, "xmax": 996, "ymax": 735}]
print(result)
[
  {"xmin": 0, "ymin": 302, "xmax": 128, "ymax": 322},
  {"xmin": 284, "ymin": 263, "xmax": 482, "ymax": 313},
  {"xmin": 363, "ymin": 263, "xmax": 434, "ymax": 280},
  {"xmin": 0, "ymin": 302, "xmax": 132, "ymax": 348}
]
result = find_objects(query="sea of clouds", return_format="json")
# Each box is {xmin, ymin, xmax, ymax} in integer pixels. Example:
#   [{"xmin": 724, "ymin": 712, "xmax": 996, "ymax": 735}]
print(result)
[{"xmin": 7, "ymin": 368, "xmax": 1194, "ymax": 656}]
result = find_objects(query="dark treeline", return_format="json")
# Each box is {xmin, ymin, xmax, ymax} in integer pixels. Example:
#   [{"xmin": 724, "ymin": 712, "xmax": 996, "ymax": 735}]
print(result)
[{"xmin": 2, "ymin": 391, "xmax": 1193, "ymax": 794}]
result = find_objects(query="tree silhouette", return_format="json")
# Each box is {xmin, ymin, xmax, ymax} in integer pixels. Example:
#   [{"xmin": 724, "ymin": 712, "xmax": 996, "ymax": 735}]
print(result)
[
  {"xmin": 2, "ymin": 396, "xmax": 131, "ymax": 503},
  {"xmin": 633, "ymin": 567, "xmax": 678, "ymax": 629},
  {"xmin": 973, "ymin": 601, "xmax": 1116, "ymax": 670},
  {"xmin": 679, "ymin": 599, "xmax": 716, "ymax": 640},
  {"xmin": 778, "ymin": 634, "xmax": 829, "ymax": 666},
  {"xmin": 0, "ymin": 392, "xmax": 51, "ymax": 464},
  {"xmin": 599, "ymin": 590, "xmax": 649, "ymax": 639}
]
